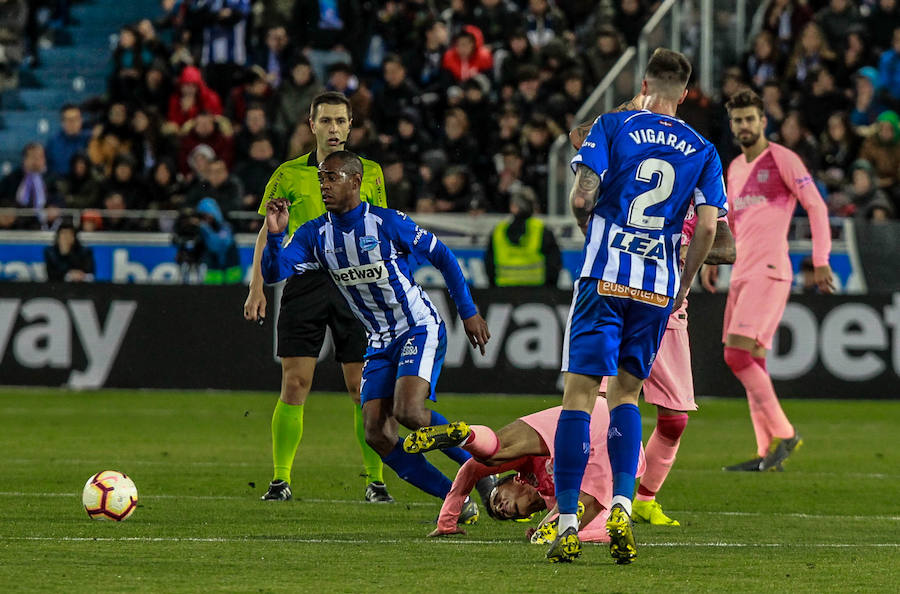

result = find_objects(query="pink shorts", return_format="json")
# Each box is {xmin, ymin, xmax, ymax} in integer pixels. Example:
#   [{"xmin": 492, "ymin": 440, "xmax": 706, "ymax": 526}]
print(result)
[
  {"xmin": 521, "ymin": 401, "xmax": 645, "ymax": 543},
  {"xmin": 723, "ymin": 276, "xmax": 791, "ymax": 349},
  {"xmin": 598, "ymin": 327, "xmax": 696, "ymax": 411}
]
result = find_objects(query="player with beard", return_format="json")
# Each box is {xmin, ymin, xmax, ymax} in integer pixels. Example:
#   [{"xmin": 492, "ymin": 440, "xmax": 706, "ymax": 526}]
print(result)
[{"xmin": 703, "ymin": 90, "xmax": 833, "ymax": 472}]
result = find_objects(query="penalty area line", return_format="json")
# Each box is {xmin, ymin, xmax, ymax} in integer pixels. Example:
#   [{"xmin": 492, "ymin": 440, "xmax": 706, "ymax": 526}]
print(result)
[{"xmin": 1, "ymin": 536, "xmax": 898, "ymax": 548}]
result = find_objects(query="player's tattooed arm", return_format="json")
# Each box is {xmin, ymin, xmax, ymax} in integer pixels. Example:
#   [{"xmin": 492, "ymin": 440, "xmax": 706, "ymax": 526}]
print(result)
[
  {"xmin": 570, "ymin": 165, "xmax": 601, "ymax": 235},
  {"xmin": 568, "ymin": 95, "xmax": 645, "ymax": 148},
  {"xmin": 704, "ymin": 220, "xmax": 736, "ymax": 264}
]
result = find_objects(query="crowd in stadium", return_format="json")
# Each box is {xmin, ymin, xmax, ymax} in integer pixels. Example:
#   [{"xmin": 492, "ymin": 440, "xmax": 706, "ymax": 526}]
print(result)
[{"xmin": 1, "ymin": 0, "xmax": 899, "ymax": 233}]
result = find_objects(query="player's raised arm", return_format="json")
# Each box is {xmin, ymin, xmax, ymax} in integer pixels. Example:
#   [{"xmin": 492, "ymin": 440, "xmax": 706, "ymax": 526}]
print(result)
[
  {"xmin": 393, "ymin": 212, "xmax": 490, "ymax": 354},
  {"xmin": 260, "ymin": 200, "xmax": 319, "ymax": 284}
]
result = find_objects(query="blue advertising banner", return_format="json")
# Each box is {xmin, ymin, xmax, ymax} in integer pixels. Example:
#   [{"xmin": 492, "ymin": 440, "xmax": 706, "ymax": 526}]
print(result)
[{"xmin": 0, "ymin": 234, "xmax": 858, "ymax": 291}]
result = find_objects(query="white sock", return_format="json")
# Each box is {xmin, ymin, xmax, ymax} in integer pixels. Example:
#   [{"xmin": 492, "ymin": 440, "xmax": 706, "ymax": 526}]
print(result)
[
  {"xmin": 611, "ymin": 495, "xmax": 632, "ymax": 517},
  {"xmin": 558, "ymin": 513, "xmax": 579, "ymax": 534}
]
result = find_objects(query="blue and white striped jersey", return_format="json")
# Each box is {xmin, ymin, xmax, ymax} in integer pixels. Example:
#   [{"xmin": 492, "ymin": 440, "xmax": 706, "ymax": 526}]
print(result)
[
  {"xmin": 571, "ymin": 110, "xmax": 728, "ymax": 297},
  {"xmin": 262, "ymin": 202, "xmax": 478, "ymax": 349}
]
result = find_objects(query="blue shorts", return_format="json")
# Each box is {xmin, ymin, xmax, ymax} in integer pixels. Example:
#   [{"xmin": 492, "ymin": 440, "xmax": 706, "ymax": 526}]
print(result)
[
  {"xmin": 360, "ymin": 323, "xmax": 447, "ymax": 405},
  {"xmin": 562, "ymin": 278, "xmax": 673, "ymax": 379}
]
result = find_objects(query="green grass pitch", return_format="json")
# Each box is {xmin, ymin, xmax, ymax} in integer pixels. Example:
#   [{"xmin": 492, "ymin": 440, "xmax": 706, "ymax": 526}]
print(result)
[{"xmin": 1, "ymin": 389, "xmax": 898, "ymax": 592}]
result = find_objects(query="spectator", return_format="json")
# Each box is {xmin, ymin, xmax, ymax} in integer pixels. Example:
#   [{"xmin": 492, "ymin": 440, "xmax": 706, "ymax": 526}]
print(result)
[
  {"xmin": 773, "ymin": 110, "xmax": 820, "ymax": 172},
  {"xmin": 524, "ymin": 0, "xmax": 568, "ymax": 49},
  {"xmin": 744, "ymin": 30, "xmax": 784, "ymax": 90},
  {"xmin": 489, "ymin": 103, "xmax": 524, "ymax": 157},
  {"xmin": 761, "ymin": 81, "xmax": 787, "ymax": 137},
  {"xmin": 372, "ymin": 54, "xmax": 422, "ymax": 138},
  {"xmin": 835, "ymin": 27, "xmax": 873, "ymax": 90},
  {"xmin": 817, "ymin": 112, "xmax": 861, "ymax": 191},
  {"xmin": 381, "ymin": 152, "xmax": 415, "ymax": 212},
  {"xmin": 489, "ymin": 143, "xmax": 526, "ymax": 211},
  {"xmin": 186, "ymin": 143, "xmax": 216, "ymax": 186},
  {"xmin": 286, "ymin": 121, "xmax": 316, "ymax": 159},
  {"xmin": 186, "ymin": 157, "xmax": 243, "ymax": 212},
  {"xmin": 0, "ymin": 143, "xmax": 61, "ymax": 229},
  {"xmin": 800, "ymin": 66, "xmax": 851, "ymax": 137},
  {"xmin": 109, "ymin": 25, "xmax": 148, "ymax": 103},
  {"xmin": 101, "ymin": 191, "xmax": 138, "ymax": 232},
  {"xmin": 434, "ymin": 165, "xmax": 486, "ymax": 213},
  {"xmin": 178, "ymin": 112, "xmax": 235, "ymax": 175},
  {"xmin": 460, "ymin": 75, "xmax": 495, "ymax": 147},
  {"xmin": 291, "ymin": 0, "xmax": 362, "ymax": 82},
  {"xmin": 485, "ymin": 185, "xmax": 560, "ymax": 287},
  {"xmin": 194, "ymin": 0, "xmax": 252, "ymax": 101},
  {"xmin": 225, "ymin": 65, "xmax": 272, "ymax": 124},
  {"xmin": 547, "ymin": 68, "xmax": 587, "ymax": 131},
  {"xmin": 138, "ymin": 60, "xmax": 174, "ymax": 115},
  {"xmin": 55, "ymin": 153, "xmax": 102, "ymax": 209},
  {"xmin": 405, "ymin": 18, "xmax": 450, "ymax": 94},
  {"xmin": 104, "ymin": 154, "xmax": 152, "ymax": 210},
  {"xmin": 851, "ymin": 66, "xmax": 886, "ymax": 127},
  {"xmin": 763, "ymin": 0, "xmax": 814, "ymax": 54},
  {"xmin": 271, "ymin": 55, "xmax": 323, "ymax": 138},
  {"xmin": 858, "ymin": 110, "xmax": 900, "ymax": 188},
  {"xmin": 494, "ymin": 28, "xmax": 536, "ymax": 90},
  {"xmin": 878, "ymin": 27, "xmax": 900, "ymax": 107},
  {"xmin": 130, "ymin": 106, "xmax": 176, "ymax": 175},
  {"xmin": 440, "ymin": 0, "xmax": 472, "ymax": 38},
  {"xmin": 785, "ymin": 22, "xmax": 836, "ymax": 90},
  {"xmin": 471, "ymin": 0, "xmax": 523, "ymax": 49},
  {"xmin": 385, "ymin": 107, "xmax": 432, "ymax": 181},
  {"xmin": 866, "ymin": 0, "xmax": 900, "ymax": 54},
  {"xmin": 234, "ymin": 103, "xmax": 280, "ymax": 164},
  {"xmin": 45, "ymin": 104, "xmax": 91, "ymax": 177},
  {"xmin": 326, "ymin": 62, "xmax": 372, "ymax": 122},
  {"xmin": 814, "ymin": 0, "xmax": 861, "ymax": 51},
  {"xmin": 167, "ymin": 65, "xmax": 224, "ymax": 127},
  {"xmin": 87, "ymin": 127, "xmax": 131, "ymax": 178},
  {"xmin": 233, "ymin": 135, "xmax": 278, "ymax": 217},
  {"xmin": 830, "ymin": 159, "xmax": 894, "ymax": 219},
  {"xmin": 679, "ymin": 77, "xmax": 717, "ymax": 140},
  {"xmin": 136, "ymin": 18, "xmax": 170, "ymax": 65},
  {"xmin": 148, "ymin": 158, "xmax": 187, "ymax": 210},
  {"xmin": 0, "ymin": 0, "xmax": 26, "ymax": 90},
  {"xmin": 252, "ymin": 24, "xmax": 293, "ymax": 88},
  {"xmin": 441, "ymin": 26, "xmax": 493, "ymax": 82},
  {"xmin": 520, "ymin": 114, "xmax": 559, "ymax": 211},
  {"xmin": 442, "ymin": 107, "xmax": 478, "ymax": 171},
  {"xmin": 614, "ymin": 0, "xmax": 649, "ymax": 47},
  {"xmin": 194, "ymin": 197, "xmax": 242, "ymax": 284},
  {"xmin": 512, "ymin": 63, "xmax": 544, "ymax": 124},
  {"xmin": 584, "ymin": 25, "xmax": 626, "ymax": 88},
  {"xmin": 44, "ymin": 221, "xmax": 95, "ymax": 282}
]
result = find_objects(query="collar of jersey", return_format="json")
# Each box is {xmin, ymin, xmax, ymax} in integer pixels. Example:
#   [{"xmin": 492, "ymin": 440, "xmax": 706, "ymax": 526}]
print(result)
[{"xmin": 326, "ymin": 201, "xmax": 368, "ymax": 229}]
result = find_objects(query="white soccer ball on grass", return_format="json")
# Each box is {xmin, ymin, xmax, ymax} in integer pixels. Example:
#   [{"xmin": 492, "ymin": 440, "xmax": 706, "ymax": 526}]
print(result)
[{"xmin": 82, "ymin": 471, "xmax": 138, "ymax": 521}]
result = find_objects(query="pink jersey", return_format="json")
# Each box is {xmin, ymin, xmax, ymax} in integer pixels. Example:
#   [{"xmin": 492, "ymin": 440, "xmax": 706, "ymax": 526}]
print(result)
[
  {"xmin": 436, "ymin": 401, "xmax": 644, "ymax": 541},
  {"xmin": 726, "ymin": 143, "xmax": 831, "ymax": 282}
]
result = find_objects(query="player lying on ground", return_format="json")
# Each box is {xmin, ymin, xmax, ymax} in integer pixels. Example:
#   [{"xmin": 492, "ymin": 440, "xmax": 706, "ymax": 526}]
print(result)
[
  {"xmin": 570, "ymin": 118, "xmax": 737, "ymax": 528},
  {"xmin": 261, "ymin": 150, "xmax": 496, "ymax": 519},
  {"xmin": 406, "ymin": 398, "xmax": 644, "ymax": 542}
]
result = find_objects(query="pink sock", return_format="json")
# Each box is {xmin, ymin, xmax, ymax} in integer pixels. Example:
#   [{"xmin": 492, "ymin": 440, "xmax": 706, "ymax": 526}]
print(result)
[
  {"xmin": 636, "ymin": 414, "xmax": 688, "ymax": 500},
  {"xmin": 726, "ymin": 347, "xmax": 793, "ymax": 456},
  {"xmin": 464, "ymin": 425, "xmax": 500, "ymax": 460}
]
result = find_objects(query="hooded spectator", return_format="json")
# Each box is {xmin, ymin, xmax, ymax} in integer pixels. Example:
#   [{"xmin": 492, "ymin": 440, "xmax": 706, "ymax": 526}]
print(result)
[
  {"xmin": 167, "ymin": 66, "xmax": 224, "ymax": 126},
  {"xmin": 442, "ymin": 25, "xmax": 493, "ymax": 82},
  {"xmin": 878, "ymin": 27, "xmax": 900, "ymax": 106},
  {"xmin": 851, "ymin": 67, "xmax": 886, "ymax": 126},
  {"xmin": 194, "ymin": 197, "xmax": 242, "ymax": 284},
  {"xmin": 858, "ymin": 110, "xmax": 900, "ymax": 188}
]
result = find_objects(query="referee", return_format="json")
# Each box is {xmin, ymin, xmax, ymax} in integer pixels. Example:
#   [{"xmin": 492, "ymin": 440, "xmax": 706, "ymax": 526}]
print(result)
[{"xmin": 244, "ymin": 91, "xmax": 393, "ymax": 503}]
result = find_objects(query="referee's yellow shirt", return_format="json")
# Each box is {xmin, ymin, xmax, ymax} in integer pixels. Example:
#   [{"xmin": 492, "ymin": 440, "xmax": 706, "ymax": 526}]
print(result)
[{"xmin": 257, "ymin": 151, "xmax": 388, "ymax": 236}]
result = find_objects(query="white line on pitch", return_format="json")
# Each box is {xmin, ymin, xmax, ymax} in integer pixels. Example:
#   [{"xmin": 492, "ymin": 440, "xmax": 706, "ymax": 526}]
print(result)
[
  {"xmin": 1, "ymin": 536, "xmax": 898, "ymax": 548},
  {"xmin": 1, "ymin": 492, "xmax": 897, "ymax": 520}
]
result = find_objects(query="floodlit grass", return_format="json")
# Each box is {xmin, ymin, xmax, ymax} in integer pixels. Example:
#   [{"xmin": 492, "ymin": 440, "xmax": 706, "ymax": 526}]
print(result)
[{"xmin": 1, "ymin": 389, "xmax": 898, "ymax": 592}]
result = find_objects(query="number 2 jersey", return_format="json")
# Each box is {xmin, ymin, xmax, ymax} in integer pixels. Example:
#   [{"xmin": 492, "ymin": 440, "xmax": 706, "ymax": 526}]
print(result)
[{"xmin": 572, "ymin": 110, "xmax": 728, "ymax": 297}]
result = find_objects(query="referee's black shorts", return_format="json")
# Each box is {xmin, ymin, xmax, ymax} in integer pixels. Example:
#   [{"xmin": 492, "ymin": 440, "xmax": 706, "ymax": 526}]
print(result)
[{"xmin": 276, "ymin": 270, "xmax": 367, "ymax": 362}]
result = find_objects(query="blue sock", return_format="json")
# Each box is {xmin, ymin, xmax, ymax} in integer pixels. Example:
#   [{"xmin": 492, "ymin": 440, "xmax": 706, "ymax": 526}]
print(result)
[
  {"xmin": 430, "ymin": 409, "xmax": 471, "ymax": 465},
  {"xmin": 608, "ymin": 403, "xmax": 642, "ymax": 501},
  {"xmin": 382, "ymin": 438, "xmax": 452, "ymax": 499},
  {"xmin": 553, "ymin": 409, "xmax": 591, "ymax": 515}
]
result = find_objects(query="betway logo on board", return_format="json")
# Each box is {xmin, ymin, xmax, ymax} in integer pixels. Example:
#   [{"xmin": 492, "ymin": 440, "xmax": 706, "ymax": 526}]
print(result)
[{"xmin": 0, "ymin": 298, "xmax": 136, "ymax": 388}]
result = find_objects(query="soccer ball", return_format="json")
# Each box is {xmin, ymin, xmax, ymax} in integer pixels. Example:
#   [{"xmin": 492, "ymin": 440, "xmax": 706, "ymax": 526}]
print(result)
[{"xmin": 82, "ymin": 471, "xmax": 138, "ymax": 521}]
